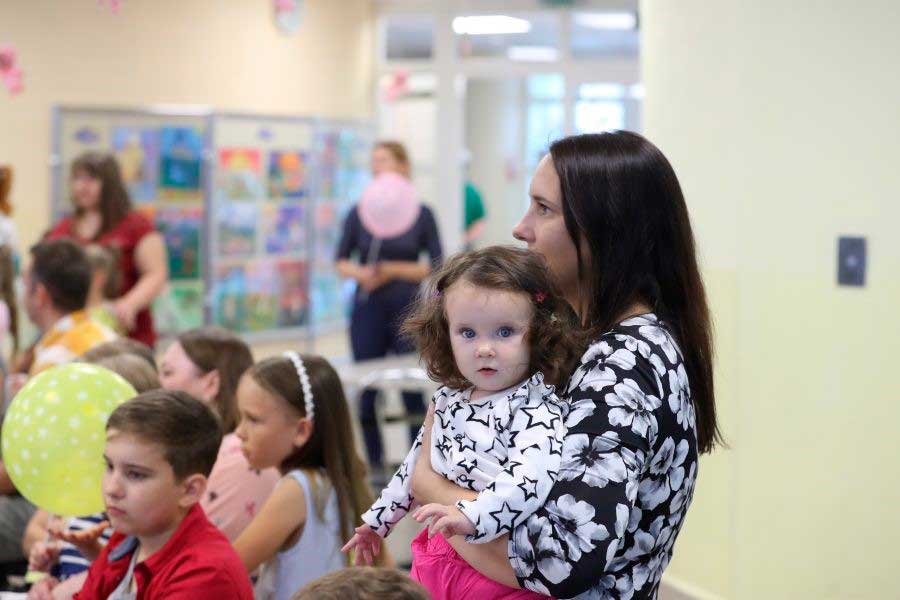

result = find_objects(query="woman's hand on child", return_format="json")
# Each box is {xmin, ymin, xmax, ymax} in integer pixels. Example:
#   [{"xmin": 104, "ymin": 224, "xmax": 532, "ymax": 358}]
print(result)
[
  {"xmin": 49, "ymin": 520, "xmax": 109, "ymax": 561},
  {"xmin": 26, "ymin": 575, "xmax": 59, "ymax": 600},
  {"xmin": 340, "ymin": 524, "xmax": 381, "ymax": 566},
  {"xmin": 413, "ymin": 503, "xmax": 476, "ymax": 539},
  {"xmin": 28, "ymin": 540, "xmax": 61, "ymax": 573}
]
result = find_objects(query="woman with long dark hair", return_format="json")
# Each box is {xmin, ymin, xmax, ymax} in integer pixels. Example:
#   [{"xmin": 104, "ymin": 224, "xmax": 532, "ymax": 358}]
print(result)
[
  {"xmin": 46, "ymin": 152, "xmax": 168, "ymax": 347},
  {"xmin": 410, "ymin": 131, "xmax": 721, "ymax": 599}
]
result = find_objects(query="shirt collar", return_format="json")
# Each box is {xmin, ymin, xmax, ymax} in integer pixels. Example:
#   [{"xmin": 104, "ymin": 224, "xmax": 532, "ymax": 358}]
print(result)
[{"xmin": 109, "ymin": 504, "xmax": 206, "ymax": 582}]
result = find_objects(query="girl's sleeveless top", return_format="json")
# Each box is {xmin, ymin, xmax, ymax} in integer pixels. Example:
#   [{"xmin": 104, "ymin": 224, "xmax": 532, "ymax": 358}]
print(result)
[{"xmin": 254, "ymin": 470, "xmax": 344, "ymax": 600}]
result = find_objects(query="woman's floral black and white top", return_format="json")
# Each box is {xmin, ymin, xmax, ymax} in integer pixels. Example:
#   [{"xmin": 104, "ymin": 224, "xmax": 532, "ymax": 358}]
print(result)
[{"xmin": 508, "ymin": 314, "xmax": 699, "ymax": 600}]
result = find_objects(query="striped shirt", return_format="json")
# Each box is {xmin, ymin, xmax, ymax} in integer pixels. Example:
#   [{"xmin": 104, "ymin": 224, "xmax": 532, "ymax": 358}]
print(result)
[{"xmin": 56, "ymin": 514, "xmax": 112, "ymax": 580}]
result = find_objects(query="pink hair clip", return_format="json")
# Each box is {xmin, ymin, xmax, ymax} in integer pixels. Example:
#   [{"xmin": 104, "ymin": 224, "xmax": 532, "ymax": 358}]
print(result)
[{"xmin": 534, "ymin": 291, "xmax": 547, "ymax": 303}]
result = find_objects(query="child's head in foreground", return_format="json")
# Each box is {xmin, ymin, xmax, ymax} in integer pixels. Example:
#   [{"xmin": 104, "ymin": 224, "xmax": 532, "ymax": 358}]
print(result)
[
  {"xmin": 402, "ymin": 245, "xmax": 578, "ymax": 391},
  {"xmin": 103, "ymin": 390, "xmax": 221, "ymax": 539},
  {"xmin": 291, "ymin": 567, "xmax": 429, "ymax": 600}
]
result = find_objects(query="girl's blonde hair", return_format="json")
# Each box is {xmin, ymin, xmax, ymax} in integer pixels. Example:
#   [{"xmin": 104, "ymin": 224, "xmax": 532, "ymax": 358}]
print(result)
[
  {"xmin": 248, "ymin": 353, "xmax": 380, "ymax": 566},
  {"xmin": 93, "ymin": 354, "xmax": 160, "ymax": 393},
  {"xmin": 84, "ymin": 244, "xmax": 121, "ymax": 300}
]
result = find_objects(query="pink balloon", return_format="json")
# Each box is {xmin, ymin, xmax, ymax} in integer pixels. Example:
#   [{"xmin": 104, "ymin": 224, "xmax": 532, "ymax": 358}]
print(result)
[{"xmin": 358, "ymin": 172, "xmax": 421, "ymax": 239}]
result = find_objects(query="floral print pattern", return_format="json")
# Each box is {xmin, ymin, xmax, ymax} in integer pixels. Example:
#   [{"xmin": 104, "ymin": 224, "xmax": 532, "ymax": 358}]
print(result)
[{"xmin": 508, "ymin": 314, "xmax": 699, "ymax": 599}]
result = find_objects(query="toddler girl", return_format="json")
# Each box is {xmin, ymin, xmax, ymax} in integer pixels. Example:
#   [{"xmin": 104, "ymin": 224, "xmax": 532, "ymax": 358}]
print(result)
[
  {"xmin": 343, "ymin": 246, "xmax": 578, "ymax": 599},
  {"xmin": 233, "ymin": 352, "xmax": 380, "ymax": 600}
]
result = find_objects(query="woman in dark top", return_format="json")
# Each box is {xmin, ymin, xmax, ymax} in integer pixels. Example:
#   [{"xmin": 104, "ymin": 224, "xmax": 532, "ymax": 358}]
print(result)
[
  {"xmin": 336, "ymin": 141, "xmax": 443, "ymax": 469},
  {"xmin": 410, "ymin": 132, "xmax": 721, "ymax": 599},
  {"xmin": 46, "ymin": 152, "xmax": 167, "ymax": 347}
]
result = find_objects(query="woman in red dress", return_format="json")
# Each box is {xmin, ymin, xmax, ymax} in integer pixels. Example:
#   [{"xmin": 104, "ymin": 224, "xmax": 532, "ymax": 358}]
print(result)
[{"xmin": 46, "ymin": 152, "xmax": 168, "ymax": 347}]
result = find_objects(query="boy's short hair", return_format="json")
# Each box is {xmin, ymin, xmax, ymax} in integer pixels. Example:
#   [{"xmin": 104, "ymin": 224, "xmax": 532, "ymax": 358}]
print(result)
[
  {"xmin": 29, "ymin": 239, "xmax": 91, "ymax": 313},
  {"xmin": 291, "ymin": 568, "xmax": 429, "ymax": 600},
  {"xmin": 107, "ymin": 390, "xmax": 222, "ymax": 480}
]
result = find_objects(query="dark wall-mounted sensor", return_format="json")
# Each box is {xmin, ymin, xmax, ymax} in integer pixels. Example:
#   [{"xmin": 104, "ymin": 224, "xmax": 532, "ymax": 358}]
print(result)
[{"xmin": 837, "ymin": 236, "xmax": 866, "ymax": 287}]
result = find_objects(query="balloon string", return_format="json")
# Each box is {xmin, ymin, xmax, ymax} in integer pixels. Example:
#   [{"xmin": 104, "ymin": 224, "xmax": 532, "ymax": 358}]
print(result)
[{"xmin": 357, "ymin": 238, "xmax": 383, "ymax": 303}]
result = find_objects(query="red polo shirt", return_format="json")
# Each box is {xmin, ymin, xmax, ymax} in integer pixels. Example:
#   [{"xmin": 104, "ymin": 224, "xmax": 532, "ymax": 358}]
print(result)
[{"xmin": 74, "ymin": 504, "xmax": 253, "ymax": 600}]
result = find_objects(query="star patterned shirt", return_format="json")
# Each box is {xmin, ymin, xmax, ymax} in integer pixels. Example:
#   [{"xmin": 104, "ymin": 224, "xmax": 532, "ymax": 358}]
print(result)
[
  {"xmin": 361, "ymin": 372, "xmax": 567, "ymax": 543},
  {"xmin": 507, "ymin": 314, "xmax": 700, "ymax": 599}
]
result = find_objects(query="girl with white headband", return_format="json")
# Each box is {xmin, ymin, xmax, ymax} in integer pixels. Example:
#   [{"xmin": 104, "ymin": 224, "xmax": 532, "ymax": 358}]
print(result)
[{"xmin": 232, "ymin": 352, "xmax": 381, "ymax": 600}]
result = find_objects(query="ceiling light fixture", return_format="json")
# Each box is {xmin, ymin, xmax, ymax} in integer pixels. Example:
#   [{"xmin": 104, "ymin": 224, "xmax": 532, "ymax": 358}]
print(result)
[
  {"xmin": 507, "ymin": 46, "xmax": 559, "ymax": 62},
  {"xmin": 573, "ymin": 12, "xmax": 637, "ymax": 30},
  {"xmin": 452, "ymin": 15, "xmax": 532, "ymax": 35}
]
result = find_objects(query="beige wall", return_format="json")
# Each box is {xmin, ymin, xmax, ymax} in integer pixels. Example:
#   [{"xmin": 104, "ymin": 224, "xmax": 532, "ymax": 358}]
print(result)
[
  {"xmin": 0, "ymin": 0, "xmax": 374, "ymax": 250},
  {"xmin": 643, "ymin": 1, "xmax": 900, "ymax": 598}
]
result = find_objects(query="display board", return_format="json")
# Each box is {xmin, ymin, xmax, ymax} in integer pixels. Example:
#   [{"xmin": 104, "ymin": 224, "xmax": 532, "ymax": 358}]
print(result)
[
  {"xmin": 52, "ymin": 107, "xmax": 211, "ymax": 338},
  {"xmin": 311, "ymin": 121, "xmax": 374, "ymax": 334},
  {"xmin": 51, "ymin": 106, "xmax": 372, "ymax": 343}
]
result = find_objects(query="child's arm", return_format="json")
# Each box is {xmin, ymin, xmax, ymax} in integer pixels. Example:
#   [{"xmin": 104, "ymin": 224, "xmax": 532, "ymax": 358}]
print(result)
[
  {"xmin": 454, "ymin": 388, "xmax": 567, "ymax": 543},
  {"xmin": 233, "ymin": 475, "xmax": 307, "ymax": 573},
  {"xmin": 22, "ymin": 509, "xmax": 51, "ymax": 559},
  {"xmin": 358, "ymin": 424, "xmax": 425, "ymax": 538}
]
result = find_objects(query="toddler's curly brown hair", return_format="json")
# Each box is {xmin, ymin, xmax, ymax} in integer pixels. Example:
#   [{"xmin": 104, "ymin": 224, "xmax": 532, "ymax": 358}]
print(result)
[{"xmin": 401, "ymin": 245, "xmax": 579, "ymax": 390}]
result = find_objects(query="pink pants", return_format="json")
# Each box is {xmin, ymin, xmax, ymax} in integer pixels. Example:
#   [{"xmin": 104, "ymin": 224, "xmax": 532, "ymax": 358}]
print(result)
[{"xmin": 409, "ymin": 528, "xmax": 550, "ymax": 600}]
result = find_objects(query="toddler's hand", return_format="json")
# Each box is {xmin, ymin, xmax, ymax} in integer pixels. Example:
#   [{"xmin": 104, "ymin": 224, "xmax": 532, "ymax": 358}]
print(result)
[
  {"xmin": 28, "ymin": 540, "xmax": 61, "ymax": 573},
  {"xmin": 413, "ymin": 503, "xmax": 476, "ymax": 539},
  {"xmin": 340, "ymin": 524, "xmax": 381, "ymax": 566}
]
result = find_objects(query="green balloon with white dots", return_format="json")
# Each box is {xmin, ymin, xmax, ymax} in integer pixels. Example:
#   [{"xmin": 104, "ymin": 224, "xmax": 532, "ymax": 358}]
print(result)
[{"xmin": 1, "ymin": 363, "xmax": 137, "ymax": 516}]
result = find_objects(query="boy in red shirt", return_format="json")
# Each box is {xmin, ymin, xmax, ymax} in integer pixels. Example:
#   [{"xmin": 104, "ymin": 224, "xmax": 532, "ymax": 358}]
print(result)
[{"xmin": 70, "ymin": 390, "xmax": 253, "ymax": 599}]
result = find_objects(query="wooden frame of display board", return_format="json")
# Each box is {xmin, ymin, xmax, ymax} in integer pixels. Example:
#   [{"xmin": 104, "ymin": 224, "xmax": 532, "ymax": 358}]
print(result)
[{"xmin": 50, "ymin": 105, "xmax": 373, "ymax": 347}]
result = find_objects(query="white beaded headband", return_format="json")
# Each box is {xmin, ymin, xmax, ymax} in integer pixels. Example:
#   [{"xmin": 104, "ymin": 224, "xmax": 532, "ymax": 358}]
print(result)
[{"xmin": 282, "ymin": 351, "xmax": 314, "ymax": 421}]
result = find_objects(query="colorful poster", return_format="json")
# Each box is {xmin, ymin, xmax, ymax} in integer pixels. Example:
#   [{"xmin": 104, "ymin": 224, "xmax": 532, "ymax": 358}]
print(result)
[
  {"xmin": 262, "ymin": 204, "xmax": 306, "ymax": 255},
  {"xmin": 313, "ymin": 201, "xmax": 341, "ymax": 267},
  {"xmin": 213, "ymin": 264, "xmax": 247, "ymax": 331},
  {"xmin": 335, "ymin": 130, "xmax": 370, "ymax": 201},
  {"xmin": 112, "ymin": 126, "xmax": 159, "ymax": 203},
  {"xmin": 311, "ymin": 272, "xmax": 341, "ymax": 325},
  {"xmin": 159, "ymin": 126, "xmax": 203, "ymax": 200},
  {"xmin": 153, "ymin": 280, "xmax": 204, "ymax": 334},
  {"xmin": 217, "ymin": 203, "xmax": 257, "ymax": 257},
  {"xmin": 277, "ymin": 260, "xmax": 309, "ymax": 328},
  {"xmin": 316, "ymin": 131, "xmax": 338, "ymax": 199},
  {"xmin": 218, "ymin": 148, "xmax": 263, "ymax": 199},
  {"xmin": 156, "ymin": 206, "xmax": 202, "ymax": 280},
  {"xmin": 243, "ymin": 260, "xmax": 279, "ymax": 331},
  {"xmin": 267, "ymin": 150, "xmax": 308, "ymax": 199}
]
